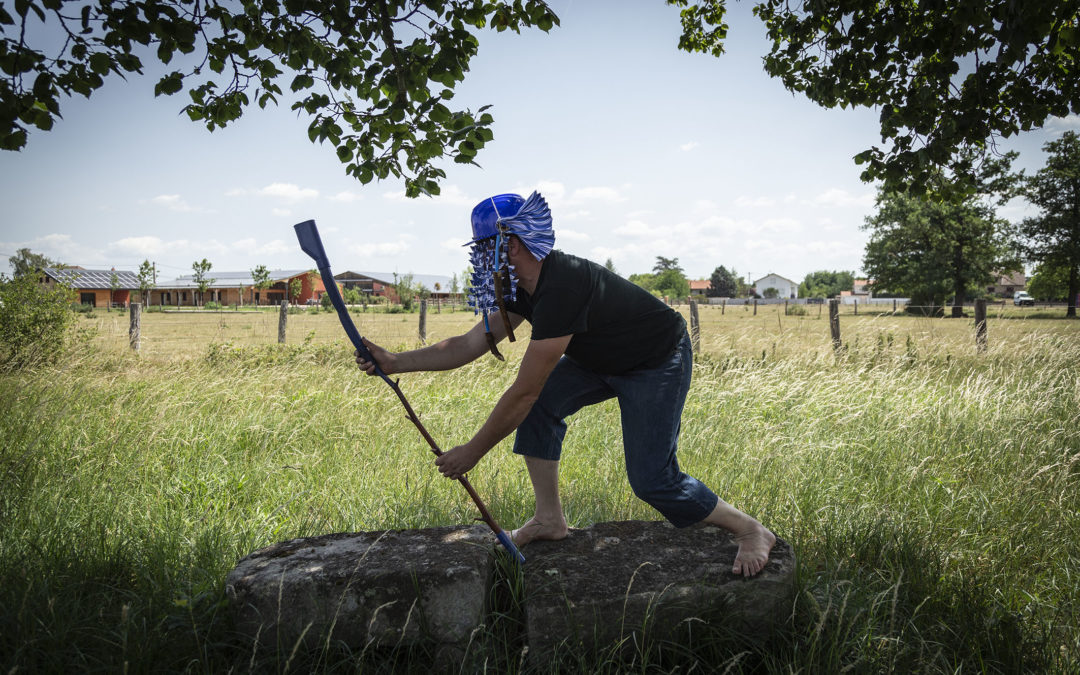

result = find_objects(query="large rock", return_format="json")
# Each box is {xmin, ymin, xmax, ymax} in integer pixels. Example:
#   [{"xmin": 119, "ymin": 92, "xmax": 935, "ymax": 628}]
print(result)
[
  {"xmin": 225, "ymin": 525, "xmax": 494, "ymax": 653},
  {"xmin": 521, "ymin": 520, "xmax": 795, "ymax": 657}
]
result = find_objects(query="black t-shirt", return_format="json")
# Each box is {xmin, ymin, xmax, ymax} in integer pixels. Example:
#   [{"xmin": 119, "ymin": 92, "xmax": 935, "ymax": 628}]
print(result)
[{"xmin": 505, "ymin": 250, "xmax": 687, "ymax": 375}]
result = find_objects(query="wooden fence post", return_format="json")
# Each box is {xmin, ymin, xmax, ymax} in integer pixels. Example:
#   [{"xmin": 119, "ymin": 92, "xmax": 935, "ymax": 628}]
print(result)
[
  {"xmin": 721, "ymin": 299, "xmax": 725, "ymax": 315},
  {"xmin": 278, "ymin": 300, "xmax": 288, "ymax": 343},
  {"xmin": 854, "ymin": 298, "xmax": 858, "ymax": 315},
  {"xmin": 829, "ymin": 299, "xmax": 841, "ymax": 351},
  {"xmin": 419, "ymin": 299, "xmax": 428, "ymax": 344},
  {"xmin": 129, "ymin": 302, "xmax": 141, "ymax": 351},
  {"xmin": 975, "ymin": 299, "xmax": 987, "ymax": 353},
  {"xmin": 688, "ymin": 299, "xmax": 700, "ymax": 354},
  {"xmin": 893, "ymin": 298, "xmax": 897, "ymax": 313},
  {"xmin": 784, "ymin": 300, "xmax": 788, "ymax": 316},
  {"xmin": 753, "ymin": 299, "xmax": 758, "ymax": 315}
]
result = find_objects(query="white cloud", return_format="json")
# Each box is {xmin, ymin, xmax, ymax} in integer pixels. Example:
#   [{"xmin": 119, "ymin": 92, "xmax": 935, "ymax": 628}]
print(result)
[
  {"xmin": 260, "ymin": 183, "xmax": 319, "ymax": 201},
  {"xmin": 329, "ymin": 191, "xmax": 364, "ymax": 203},
  {"xmin": 535, "ymin": 180, "xmax": 566, "ymax": 201},
  {"xmin": 149, "ymin": 194, "xmax": 206, "ymax": 213},
  {"xmin": 431, "ymin": 185, "xmax": 475, "ymax": 207},
  {"xmin": 680, "ymin": 141, "xmax": 700, "ymax": 152},
  {"xmin": 556, "ymin": 228, "xmax": 589, "ymax": 242},
  {"xmin": 569, "ymin": 186, "xmax": 625, "ymax": 204},
  {"xmin": 1047, "ymin": 114, "xmax": 1080, "ymax": 135},
  {"xmin": 560, "ymin": 209, "xmax": 592, "ymax": 222},
  {"xmin": 113, "ymin": 236, "xmax": 170, "ymax": 256},
  {"xmin": 271, "ymin": 207, "xmax": 293, "ymax": 217},
  {"xmin": 349, "ymin": 234, "xmax": 416, "ymax": 258},
  {"xmin": 3, "ymin": 233, "xmax": 93, "ymax": 266},
  {"xmin": 734, "ymin": 195, "xmax": 775, "ymax": 208},
  {"xmin": 613, "ymin": 219, "xmax": 654, "ymax": 237},
  {"xmin": 441, "ymin": 237, "xmax": 467, "ymax": 252},
  {"xmin": 760, "ymin": 217, "xmax": 803, "ymax": 234},
  {"xmin": 255, "ymin": 239, "xmax": 293, "ymax": 255},
  {"xmin": 811, "ymin": 188, "xmax": 874, "ymax": 209}
]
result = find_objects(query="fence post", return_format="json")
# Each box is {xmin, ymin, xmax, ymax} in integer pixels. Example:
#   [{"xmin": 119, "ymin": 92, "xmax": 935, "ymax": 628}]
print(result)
[
  {"xmin": 278, "ymin": 300, "xmax": 287, "ymax": 343},
  {"xmin": 784, "ymin": 300, "xmax": 788, "ymax": 316},
  {"xmin": 753, "ymin": 299, "xmax": 758, "ymax": 315},
  {"xmin": 854, "ymin": 298, "xmax": 858, "ymax": 316},
  {"xmin": 129, "ymin": 302, "xmax": 141, "ymax": 351},
  {"xmin": 829, "ymin": 299, "xmax": 841, "ymax": 351},
  {"xmin": 688, "ymin": 299, "xmax": 700, "ymax": 354},
  {"xmin": 419, "ymin": 299, "xmax": 428, "ymax": 344},
  {"xmin": 893, "ymin": 298, "xmax": 897, "ymax": 313},
  {"xmin": 721, "ymin": 299, "xmax": 725, "ymax": 315},
  {"xmin": 975, "ymin": 298, "xmax": 987, "ymax": 353}
]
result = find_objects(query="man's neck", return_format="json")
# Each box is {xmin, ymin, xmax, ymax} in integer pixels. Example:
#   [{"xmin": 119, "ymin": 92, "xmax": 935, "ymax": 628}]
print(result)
[{"xmin": 513, "ymin": 256, "xmax": 543, "ymax": 295}]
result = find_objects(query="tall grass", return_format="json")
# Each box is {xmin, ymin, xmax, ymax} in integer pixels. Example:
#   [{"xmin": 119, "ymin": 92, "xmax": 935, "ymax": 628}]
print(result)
[{"xmin": 1, "ymin": 310, "xmax": 1077, "ymax": 672}]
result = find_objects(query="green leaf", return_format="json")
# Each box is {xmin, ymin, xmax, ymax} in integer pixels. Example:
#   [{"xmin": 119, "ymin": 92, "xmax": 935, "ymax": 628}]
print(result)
[{"xmin": 89, "ymin": 52, "xmax": 112, "ymax": 76}]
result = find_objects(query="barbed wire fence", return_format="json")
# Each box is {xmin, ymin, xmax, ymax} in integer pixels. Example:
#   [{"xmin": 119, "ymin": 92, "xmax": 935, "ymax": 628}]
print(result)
[{"xmin": 106, "ymin": 296, "xmax": 1068, "ymax": 359}]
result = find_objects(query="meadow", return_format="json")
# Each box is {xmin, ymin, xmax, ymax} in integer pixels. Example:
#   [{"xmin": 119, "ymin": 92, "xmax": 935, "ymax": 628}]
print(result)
[{"xmin": 1, "ymin": 303, "xmax": 1077, "ymax": 672}]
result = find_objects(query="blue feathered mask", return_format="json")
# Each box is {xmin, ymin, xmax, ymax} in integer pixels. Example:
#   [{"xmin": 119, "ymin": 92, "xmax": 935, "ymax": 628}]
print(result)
[{"xmin": 466, "ymin": 191, "xmax": 554, "ymax": 316}]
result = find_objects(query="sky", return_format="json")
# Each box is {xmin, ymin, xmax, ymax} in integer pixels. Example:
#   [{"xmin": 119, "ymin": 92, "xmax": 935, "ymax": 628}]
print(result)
[{"xmin": 2, "ymin": 0, "xmax": 1077, "ymax": 284}]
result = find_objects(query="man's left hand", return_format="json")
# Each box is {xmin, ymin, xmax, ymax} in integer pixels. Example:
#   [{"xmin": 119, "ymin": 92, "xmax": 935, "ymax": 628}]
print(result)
[{"xmin": 435, "ymin": 443, "xmax": 484, "ymax": 480}]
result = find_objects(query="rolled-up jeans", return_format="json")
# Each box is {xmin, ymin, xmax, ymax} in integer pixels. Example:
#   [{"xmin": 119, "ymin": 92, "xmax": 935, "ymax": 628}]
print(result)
[{"xmin": 513, "ymin": 332, "xmax": 718, "ymax": 527}]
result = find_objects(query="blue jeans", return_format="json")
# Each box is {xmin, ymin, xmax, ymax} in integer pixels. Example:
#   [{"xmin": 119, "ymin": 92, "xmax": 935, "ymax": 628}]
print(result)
[{"xmin": 513, "ymin": 332, "xmax": 719, "ymax": 527}]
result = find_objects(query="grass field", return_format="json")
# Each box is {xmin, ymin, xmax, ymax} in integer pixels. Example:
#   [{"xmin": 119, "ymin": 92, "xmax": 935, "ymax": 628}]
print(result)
[{"xmin": 1, "ymin": 305, "xmax": 1078, "ymax": 672}]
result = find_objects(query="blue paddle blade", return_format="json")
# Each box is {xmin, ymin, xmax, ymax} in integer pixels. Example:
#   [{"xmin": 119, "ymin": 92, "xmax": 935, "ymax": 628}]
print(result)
[
  {"xmin": 293, "ymin": 219, "xmax": 329, "ymax": 267},
  {"xmin": 292, "ymin": 219, "xmax": 385, "ymax": 378},
  {"xmin": 495, "ymin": 530, "xmax": 526, "ymax": 565}
]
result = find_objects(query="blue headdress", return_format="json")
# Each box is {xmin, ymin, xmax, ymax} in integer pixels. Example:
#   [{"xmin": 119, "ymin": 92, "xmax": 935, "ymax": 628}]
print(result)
[{"xmin": 466, "ymin": 191, "xmax": 554, "ymax": 359}]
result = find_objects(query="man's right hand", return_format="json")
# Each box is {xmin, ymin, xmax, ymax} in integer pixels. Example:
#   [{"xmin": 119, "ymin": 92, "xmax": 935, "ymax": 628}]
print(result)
[{"xmin": 356, "ymin": 337, "xmax": 397, "ymax": 376}]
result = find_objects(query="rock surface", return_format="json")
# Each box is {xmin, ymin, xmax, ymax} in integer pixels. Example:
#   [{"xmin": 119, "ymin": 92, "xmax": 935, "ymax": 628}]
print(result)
[
  {"xmin": 225, "ymin": 520, "xmax": 796, "ymax": 661},
  {"xmin": 225, "ymin": 525, "xmax": 494, "ymax": 652},
  {"xmin": 521, "ymin": 520, "xmax": 795, "ymax": 657}
]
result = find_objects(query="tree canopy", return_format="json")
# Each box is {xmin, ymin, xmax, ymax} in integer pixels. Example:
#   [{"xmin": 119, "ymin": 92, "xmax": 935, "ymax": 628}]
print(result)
[
  {"xmin": 1, "ymin": 0, "xmax": 558, "ymax": 197},
  {"xmin": 8, "ymin": 247, "xmax": 56, "ymax": 278},
  {"xmin": 799, "ymin": 270, "xmax": 855, "ymax": 299},
  {"xmin": 676, "ymin": 0, "xmax": 1080, "ymax": 194},
  {"xmin": 191, "ymin": 258, "xmax": 213, "ymax": 305},
  {"xmin": 862, "ymin": 182, "xmax": 1018, "ymax": 316},
  {"xmin": 1019, "ymin": 131, "xmax": 1080, "ymax": 317},
  {"xmin": 250, "ymin": 264, "xmax": 271, "ymax": 303},
  {"xmin": 1027, "ymin": 263, "xmax": 1071, "ymax": 302},
  {"xmin": 707, "ymin": 265, "xmax": 736, "ymax": 297}
]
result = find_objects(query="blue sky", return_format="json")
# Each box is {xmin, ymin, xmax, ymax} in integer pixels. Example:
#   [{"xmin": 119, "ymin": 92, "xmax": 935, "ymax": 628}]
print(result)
[{"xmin": 2, "ymin": 0, "xmax": 1076, "ymax": 283}]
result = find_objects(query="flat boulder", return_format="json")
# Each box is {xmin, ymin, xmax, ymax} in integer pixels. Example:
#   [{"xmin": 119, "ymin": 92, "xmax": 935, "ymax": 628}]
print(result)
[
  {"xmin": 522, "ymin": 520, "xmax": 795, "ymax": 657},
  {"xmin": 225, "ymin": 525, "xmax": 493, "ymax": 653}
]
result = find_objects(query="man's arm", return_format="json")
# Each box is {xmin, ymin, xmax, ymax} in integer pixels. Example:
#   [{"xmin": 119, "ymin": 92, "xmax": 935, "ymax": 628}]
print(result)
[
  {"xmin": 357, "ymin": 310, "xmax": 524, "ymax": 375},
  {"xmin": 435, "ymin": 333, "xmax": 572, "ymax": 480}
]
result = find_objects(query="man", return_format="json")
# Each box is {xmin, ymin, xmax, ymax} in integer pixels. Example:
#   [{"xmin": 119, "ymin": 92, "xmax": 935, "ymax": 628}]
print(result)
[{"xmin": 357, "ymin": 192, "xmax": 775, "ymax": 576}]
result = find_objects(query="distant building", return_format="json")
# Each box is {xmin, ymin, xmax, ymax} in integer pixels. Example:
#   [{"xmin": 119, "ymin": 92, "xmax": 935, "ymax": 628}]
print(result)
[
  {"xmin": 689, "ymin": 279, "xmax": 711, "ymax": 298},
  {"xmin": 335, "ymin": 271, "xmax": 456, "ymax": 303},
  {"xmin": 987, "ymin": 270, "xmax": 1026, "ymax": 297},
  {"xmin": 753, "ymin": 273, "xmax": 798, "ymax": 299},
  {"xmin": 149, "ymin": 269, "xmax": 324, "ymax": 307},
  {"xmin": 41, "ymin": 267, "xmax": 140, "ymax": 308}
]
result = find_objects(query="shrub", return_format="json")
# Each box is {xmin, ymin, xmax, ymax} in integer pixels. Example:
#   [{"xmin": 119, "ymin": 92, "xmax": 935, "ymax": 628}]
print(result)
[
  {"xmin": 0, "ymin": 274, "xmax": 76, "ymax": 368},
  {"xmin": 320, "ymin": 294, "xmax": 332, "ymax": 310},
  {"xmin": 204, "ymin": 301, "xmax": 222, "ymax": 310}
]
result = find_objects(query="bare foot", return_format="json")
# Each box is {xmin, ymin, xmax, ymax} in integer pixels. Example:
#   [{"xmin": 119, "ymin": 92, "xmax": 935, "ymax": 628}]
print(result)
[
  {"xmin": 511, "ymin": 516, "xmax": 568, "ymax": 546},
  {"xmin": 732, "ymin": 523, "xmax": 776, "ymax": 578}
]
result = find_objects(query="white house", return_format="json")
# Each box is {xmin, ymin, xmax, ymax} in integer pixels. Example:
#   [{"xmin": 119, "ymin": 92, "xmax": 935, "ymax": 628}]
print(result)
[{"xmin": 753, "ymin": 273, "xmax": 799, "ymax": 299}]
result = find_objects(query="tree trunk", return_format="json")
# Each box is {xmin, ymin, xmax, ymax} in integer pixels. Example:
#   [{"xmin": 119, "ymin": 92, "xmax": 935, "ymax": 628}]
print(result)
[
  {"xmin": 1069, "ymin": 264, "xmax": 1078, "ymax": 318},
  {"xmin": 951, "ymin": 248, "xmax": 965, "ymax": 318}
]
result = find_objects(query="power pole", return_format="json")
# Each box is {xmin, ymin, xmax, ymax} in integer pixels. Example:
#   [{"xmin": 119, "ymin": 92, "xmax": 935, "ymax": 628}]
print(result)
[{"xmin": 152, "ymin": 262, "xmax": 157, "ymax": 284}]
